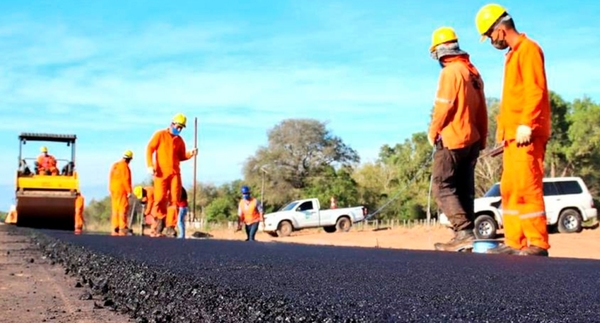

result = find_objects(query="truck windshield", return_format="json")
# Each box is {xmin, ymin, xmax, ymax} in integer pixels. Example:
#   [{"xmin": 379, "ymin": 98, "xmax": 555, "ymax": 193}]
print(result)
[
  {"xmin": 484, "ymin": 184, "xmax": 501, "ymax": 197},
  {"xmin": 279, "ymin": 201, "xmax": 299, "ymax": 211}
]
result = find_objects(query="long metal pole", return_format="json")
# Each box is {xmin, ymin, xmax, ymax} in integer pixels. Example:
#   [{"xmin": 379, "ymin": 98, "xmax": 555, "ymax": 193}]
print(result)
[{"xmin": 193, "ymin": 117, "xmax": 198, "ymax": 222}]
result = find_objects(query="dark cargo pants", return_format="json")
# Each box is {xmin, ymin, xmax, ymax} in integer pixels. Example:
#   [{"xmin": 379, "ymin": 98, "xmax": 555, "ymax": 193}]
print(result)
[{"xmin": 432, "ymin": 141, "xmax": 480, "ymax": 232}]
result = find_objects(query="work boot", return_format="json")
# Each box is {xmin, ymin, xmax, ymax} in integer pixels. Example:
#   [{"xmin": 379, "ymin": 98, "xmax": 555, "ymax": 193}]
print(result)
[
  {"xmin": 434, "ymin": 230, "xmax": 475, "ymax": 252},
  {"xmin": 165, "ymin": 227, "xmax": 176, "ymax": 237},
  {"xmin": 486, "ymin": 244, "xmax": 520, "ymax": 255},
  {"xmin": 519, "ymin": 245, "xmax": 549, "ymax": 257},
  {"xmin": 111, "ymin": 228, "xmax": 119, "ymax": 237}
]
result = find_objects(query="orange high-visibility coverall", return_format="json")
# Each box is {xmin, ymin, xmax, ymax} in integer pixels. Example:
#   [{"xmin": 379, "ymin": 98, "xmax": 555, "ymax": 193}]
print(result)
[
  {"xmin": 498, "ymin": 34, "xmax": 551, "ymax": 251},
  {"xmin": 109, "ymin": 159, "xmax": 132, "ymax": 234},
  {"xmin": 75, "ymin": 194, "xmax": 84, "ymax": 232},
  {"xmin": 142, "ymin": 186, "xmax": 155, "ymax": 226},
  {"xmin": 146, "ymin": 129, "xmax": 193, "ymax": 229},
  {"xmin": 36, "ymin": 154, "xmax": 59, "ymax": 175}
]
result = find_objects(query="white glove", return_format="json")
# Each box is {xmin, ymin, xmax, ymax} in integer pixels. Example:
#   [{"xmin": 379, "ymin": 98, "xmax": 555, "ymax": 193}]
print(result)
[
  {"xmin": 147, "ymin": 166, "xmax": 155, "ymax": 175},
  {"xmin": 516, "ymin": 125, "xmax": 532, "ymax": 144},
  {"xmin": 189, "ymin": 148, "xmax": 198, "ymax": 156}
]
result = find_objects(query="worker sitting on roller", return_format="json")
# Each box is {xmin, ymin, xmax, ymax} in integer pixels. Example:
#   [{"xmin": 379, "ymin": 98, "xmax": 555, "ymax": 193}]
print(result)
[
  {"xmin": 109, "ymin": 150, "xmax": 134, "ymax": 236},
  {"xmin": 36, "ymin": 146, "xmax": 59, "ymax": 175},
  {"xmin": 146, "ymin": 113, "xmax": 197, "ymax": 237},
  {"xmin": 133, "ymin": 185, "xmax": 156, "ymax": 234},
  {"xmin": 75, "ymin": 193, "xmax": 85, "ymax": 234},
  {"xmin": 5, "ymin": 205, "xmax": 17, "ymax": 224}
]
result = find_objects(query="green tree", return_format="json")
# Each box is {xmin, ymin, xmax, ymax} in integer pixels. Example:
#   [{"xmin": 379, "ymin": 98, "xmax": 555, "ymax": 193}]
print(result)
[
  {"xmin": 545, "ymin": 91, "xmax": 572, "ymax": 177},
  {"xmin": 205, "ymin": 197, "xmax": 237, "ymax": 223}
]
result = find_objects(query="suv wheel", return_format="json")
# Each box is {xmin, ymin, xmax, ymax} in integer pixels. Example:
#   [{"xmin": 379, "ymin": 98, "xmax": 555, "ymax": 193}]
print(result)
[
  {"xmin": 474, "ymin": 214, "xmax": 498, "ymax": 239},
  {"xmin": 557, "ymin": 209, "xmax": 583, "ymax": 234}
]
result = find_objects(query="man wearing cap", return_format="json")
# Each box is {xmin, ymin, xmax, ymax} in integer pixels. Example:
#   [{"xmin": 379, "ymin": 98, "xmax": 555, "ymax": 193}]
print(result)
[
  {"xmin": 109, "ymin": 150, "xmax": 134, "ymax": 236},
  {"xmin": 475, "ymin": 4, "xmax": 551, "ymax": 256},
  {"xmin": 146, "ymin": 113, "xmax": 198, "ymax": 237},
  {"xmin": 237, "ymin": 185, "xmax": 264, "ymax": 241},
  {"xmin": 428, "ymin": 26, "xmax": 489, "ymax": 252}
]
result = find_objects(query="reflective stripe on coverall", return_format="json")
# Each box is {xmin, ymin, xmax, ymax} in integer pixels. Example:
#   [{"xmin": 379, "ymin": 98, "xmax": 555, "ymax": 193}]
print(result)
[
  {"xmin": 109, "ymin": 159, "xmax": 132, "ymax": 232},
  {"xmin": 498, "ymin": 34, "xmax": 551, "ymax": 251},
  {"xmin": 75, "ymin": 195, "xmax": 84, "ymax": 231},
  {"xmin": 146, "ymin": 128, "xmax": 193, "ymax": 229}
]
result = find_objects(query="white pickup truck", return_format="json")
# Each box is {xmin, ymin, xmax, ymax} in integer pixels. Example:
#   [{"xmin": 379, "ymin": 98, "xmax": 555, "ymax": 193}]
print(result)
[{"xmin": 263, "ymin": 198, "xmax": 367, "ymax": 237}]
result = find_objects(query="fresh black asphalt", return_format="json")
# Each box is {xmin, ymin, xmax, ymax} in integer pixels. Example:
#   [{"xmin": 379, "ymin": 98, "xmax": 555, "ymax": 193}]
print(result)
[{"xmin": 16, "ymin": 226, "xmax": 600, "ymax": 322}]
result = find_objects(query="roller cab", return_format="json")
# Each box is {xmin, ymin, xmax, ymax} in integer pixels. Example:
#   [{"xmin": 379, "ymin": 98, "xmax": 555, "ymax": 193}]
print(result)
[{"xmin": 15, "ymin": 133, "xmax": 79, "ymax": 231}]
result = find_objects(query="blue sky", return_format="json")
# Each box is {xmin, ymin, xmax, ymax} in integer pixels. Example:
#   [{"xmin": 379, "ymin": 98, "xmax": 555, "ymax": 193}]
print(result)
[{"xmin": 0, "ymin": 1, "xmax": 599, "ymax": 210}]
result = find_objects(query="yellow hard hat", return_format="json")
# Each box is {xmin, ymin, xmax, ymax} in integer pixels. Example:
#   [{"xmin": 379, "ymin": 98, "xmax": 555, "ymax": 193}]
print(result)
[
  {"xmin": 430, "ymin": 26, "xmax": 458, "ymax": 52},
  {"xmin": 172, "ymin": 113, "xmax": 187, "ymax": 127},
  {"xmin": 133, "ymin": 186, "xmax": 144, "ymax": 199},
  {"xmin": 123, "ymin": 150, "xmax": 133, "ymax": 159},
  {"xmin": 475, "ymin": 3, "xmax": 508, "ymax": 41},
  {"xmin": 40, "ymin": 146, "xmax": 48, "ymax": 153}
]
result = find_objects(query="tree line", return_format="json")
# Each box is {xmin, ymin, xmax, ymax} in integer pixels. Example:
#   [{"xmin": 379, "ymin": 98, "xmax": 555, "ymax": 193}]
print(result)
[{"xmin": 85, "ymin": 92, "xmax": 600, "ymax": 224}]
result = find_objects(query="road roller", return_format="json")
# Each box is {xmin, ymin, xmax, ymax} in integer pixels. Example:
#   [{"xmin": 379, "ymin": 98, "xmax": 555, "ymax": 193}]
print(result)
[{"xmin": 15, "ymin": 132, "xmax": 79, "ymax": 231}]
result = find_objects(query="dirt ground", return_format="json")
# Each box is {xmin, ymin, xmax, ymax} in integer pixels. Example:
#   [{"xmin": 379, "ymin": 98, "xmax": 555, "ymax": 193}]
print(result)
[
  {"xmin": 206, "ymin": 224, "xmax": 600, "ymax": 260},
  {"xmin": 0, "ymin": 226, "xmax": 131, "ymax": 323}
]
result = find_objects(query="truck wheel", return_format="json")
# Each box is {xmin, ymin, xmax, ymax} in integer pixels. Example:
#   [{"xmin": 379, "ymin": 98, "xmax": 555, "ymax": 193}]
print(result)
[
  {"xmin": 474, "ymin": 215, "xmax": 497, "ymax": 239},
  {"xmin": 335, "ymin": 216, "xmax": 352, "ymax": 232},
  {"xmin": 277, "ymin": 221, "xmax": 293, "ymax": 237},
  {"xmin": 323, "ymin": 225, "xmax": 336, "ymax": 233},
  {"xmin": 557, "ymin": 209, "xmax": 583, "ymax": 234}
]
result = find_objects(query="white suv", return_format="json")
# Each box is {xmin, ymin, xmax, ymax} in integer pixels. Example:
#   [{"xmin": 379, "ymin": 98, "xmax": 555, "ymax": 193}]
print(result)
[{"xmin": 439, "ymin": 177, "xmax": 598, "ymax": 239}]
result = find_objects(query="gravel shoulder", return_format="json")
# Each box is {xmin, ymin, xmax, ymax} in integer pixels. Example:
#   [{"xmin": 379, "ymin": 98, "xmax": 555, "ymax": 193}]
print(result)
[{"xmin": 0, "ymin": 224, "xmax": 131, "ymax": 323}]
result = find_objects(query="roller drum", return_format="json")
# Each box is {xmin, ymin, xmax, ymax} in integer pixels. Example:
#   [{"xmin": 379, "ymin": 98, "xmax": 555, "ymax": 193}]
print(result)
[{"xmin": 16, "ymin": 190, "xmax": 76, "ymax": 231}]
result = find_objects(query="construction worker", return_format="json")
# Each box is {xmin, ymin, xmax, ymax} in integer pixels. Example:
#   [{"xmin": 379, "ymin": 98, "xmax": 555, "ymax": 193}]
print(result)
[
  {"xmin": 146, "ymin": 113, "xmax": 197, "ymax": 237},
  {"xmin": 109, "ymin": 150, "xmax": 134, "ymax": 236},
  {"xmin": 75, "ymin": 193, "xmax": 84, "ymax": 234},
  {"xmin": 237, "ymin": 185, "xmax": 264, "ymax": 241},
  {"xmin": 36, "ymin": 146, "xmax": 58, "ymax": 175},
  {"xmin": 330, "ymin": 196, "xmax": 337, "ymax": 209},
  {"xmin": 475, "ymin": 4, "xmax": 551, "ymax": 256},
  {"xmin": 133, "ymin": 185, "xmax": 156, "ymax": 234},
  {"xmin": 5, "ymin": 205, "xmax": 17, "ymax": 224},
  {"xmin": 176, "ymin": 186, "xmax": 188, "ymax": 239},
  {"xmin": 428, "ymin": 26, "xmax": 489, "ymax": 252}
]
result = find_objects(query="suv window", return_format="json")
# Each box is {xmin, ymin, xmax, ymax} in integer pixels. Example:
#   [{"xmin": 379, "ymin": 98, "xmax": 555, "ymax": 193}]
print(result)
[
  {"xmin": 543, "ymin": 182, "xmax": 560, "ymax": 196},
  {"xmin": 555, "ymin": 180, "xmax": 583, "ymax": 195},
  {"xmin": 484, "ymin": 184, "xmax": 501, "ymax": 197}
]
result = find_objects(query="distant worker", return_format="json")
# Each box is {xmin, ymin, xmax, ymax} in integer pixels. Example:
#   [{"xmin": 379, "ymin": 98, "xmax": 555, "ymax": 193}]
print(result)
[
  {"xmin": 428, "ymin": 26, "xmax": 488, "ymax": 252},
  {"xmin": 75, "ymin": 193, "xmax": 84, "ymax": 234},
  {"xmin": 237, "ymin": 186, "xmax": 264, "ymax": 241},
  {"xmin": 109, "ymin": 150, "xmax": 134, "ymax": 236},
  {"xmin": 176, "ymin": 186, "xmax": 188, "ymax": 239},
  {"xmin": 36, "ymin": 146, "xmax": 58, "ymax": 175},
  {"xmin": 330, "ymin": 196, "xmax": 337, "ymax": 209},
  {"xmin": 476, "ymin": 4, "xmax": 551, "ymax": 256},
  {"xmin": 5, "ymin": 205, "xmax": 17, "ymax": 224},
  {"xmin": 133, "ymin": 185, "xmax": 156, "ymax": 234},
  {"xmin": 146, "ymin": 113, "xmax": 197, "ymax": 237}
]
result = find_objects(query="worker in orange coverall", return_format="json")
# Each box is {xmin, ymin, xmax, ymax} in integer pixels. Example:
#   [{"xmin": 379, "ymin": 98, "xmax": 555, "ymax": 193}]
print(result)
[
  {"xmin": 36, "ymin": 146, "xmax": 59, "ymax": 175},
  {"xmin": 133, "ymin": 185, "xmax": 156, "ymax": 234},
  {"xmin": 146, "ymin": 113, "xmax": 197, "ymax": 237},
  {"xmin": 5, "ymin": 205, "xmax": 17, "ymax": 224},
  {"xmin": 428, "ymin": 26, "xmax": 488, "ymax": 252},
  {"xmin": 75, "ymin": 193, "xmax": 84, "ymax": 234},
  {"xmin": 476, "ymin": 4, "xmax": 551, "ymax": 256},
  {"xmin": 109, "ymin": 150, "xmax": 134, "ymax": 236}
]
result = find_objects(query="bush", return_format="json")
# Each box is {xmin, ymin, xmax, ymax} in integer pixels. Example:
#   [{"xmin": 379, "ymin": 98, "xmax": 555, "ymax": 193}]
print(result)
[{"xmin": 205, "ymin": 197, "xmax": 236, "ymax": 223}]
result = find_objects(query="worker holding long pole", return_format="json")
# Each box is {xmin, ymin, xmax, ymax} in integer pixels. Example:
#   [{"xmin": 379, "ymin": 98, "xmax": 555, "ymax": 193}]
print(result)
[
  {"xmin": 146, "ymin": 113, "xmax": 198, "ymax": 237},
  {"xmin": 475, "ymin": 4, "xmax": 551, "ymax": 256}
]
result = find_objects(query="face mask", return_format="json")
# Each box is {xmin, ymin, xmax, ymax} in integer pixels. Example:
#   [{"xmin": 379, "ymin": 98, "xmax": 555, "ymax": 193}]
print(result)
[
  {"xmin": 243, "ymin": 194, "xmax": 251, "ymax": 200},
  {"xmin": 438, "ymin": 61, "xmax": 445, "ymax": 69},
  {"xmin": 170, "ymin": 125, "xmax": 181, "ymax": 136}
]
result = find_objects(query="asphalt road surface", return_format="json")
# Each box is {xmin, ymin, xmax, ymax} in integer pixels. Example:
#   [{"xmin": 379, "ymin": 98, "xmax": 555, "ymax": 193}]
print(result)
[{"xmin": 28, "ymin": 228, "xmax": 600, "ymax": 322}]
